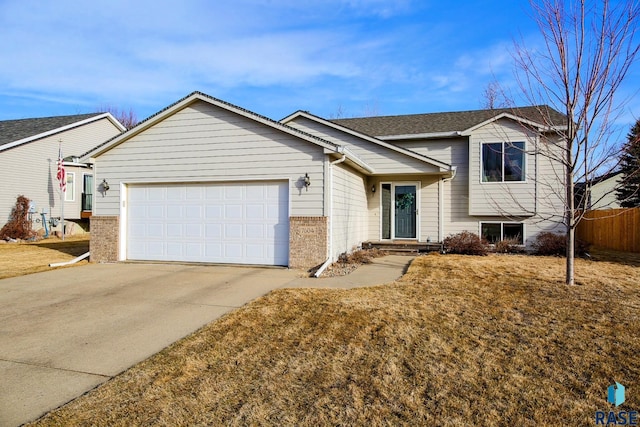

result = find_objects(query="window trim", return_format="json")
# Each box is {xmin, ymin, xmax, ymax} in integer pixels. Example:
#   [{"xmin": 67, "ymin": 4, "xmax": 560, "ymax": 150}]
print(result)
[
  {"xmin": 480, "ymin": 221, "xmax": 525, "ymax": 245},
  {"xmin": 480, "ymin": 141, "xmax": 527, "ymax": 184},
  {"xmin": 65, "ymin": 172, "xmax": 75, "ymax": 202}
]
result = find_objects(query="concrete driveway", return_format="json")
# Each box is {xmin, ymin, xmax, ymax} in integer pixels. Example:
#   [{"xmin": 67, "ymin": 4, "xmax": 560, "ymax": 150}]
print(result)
[{"xmin": 0, "ymin": 263, "xmax": 300, "ymax": 427}]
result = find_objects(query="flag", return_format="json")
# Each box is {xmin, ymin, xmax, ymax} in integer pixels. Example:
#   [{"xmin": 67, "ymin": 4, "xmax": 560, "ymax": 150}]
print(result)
[{"xmin": 57, "ymin": 147, "xmax": 66, "ymax": 192}]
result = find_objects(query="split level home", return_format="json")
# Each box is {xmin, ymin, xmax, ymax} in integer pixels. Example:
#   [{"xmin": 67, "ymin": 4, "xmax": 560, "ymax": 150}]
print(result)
[
  {"xmin": 0, "ymin": 113, "xmax": 125, "ymax": 234},
  {"xmin": 83, "ymin": 91, "xmax": 567, "ymax": 270}
]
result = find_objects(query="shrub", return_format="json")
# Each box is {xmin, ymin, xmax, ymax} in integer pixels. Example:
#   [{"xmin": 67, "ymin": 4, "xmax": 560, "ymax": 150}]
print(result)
[
  {"xmin": 532, "ymin": 232, "xmax": 590, "ymax": 256},
  {"xmin": 443, "ymin": 231, "xmax": 489, "ymax": 255},
  {"xmin": 494, "ymin": 238, "xmax": 525, "ymax": 254},
  {"xmin": 0, "ymin": 195, "xmax": 36, "ymax": 240}
]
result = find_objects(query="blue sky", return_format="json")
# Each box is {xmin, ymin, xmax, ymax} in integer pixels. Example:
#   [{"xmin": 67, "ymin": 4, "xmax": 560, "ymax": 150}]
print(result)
[{"xmin": 0, "ymin": 0, "xmax": 638, "ymax": 126}]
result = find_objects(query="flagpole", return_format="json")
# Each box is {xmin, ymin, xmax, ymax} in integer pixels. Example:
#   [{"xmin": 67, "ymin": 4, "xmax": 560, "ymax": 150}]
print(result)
[{"xmin": 58, "ymin": 140, "xmax": 65, "ymax": 241}]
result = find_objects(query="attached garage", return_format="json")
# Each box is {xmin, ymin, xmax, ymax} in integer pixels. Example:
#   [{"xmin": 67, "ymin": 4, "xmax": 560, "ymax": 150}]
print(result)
[{"xmin": 126, "ymin": 181, "xmax": 289, "ymax": 266}]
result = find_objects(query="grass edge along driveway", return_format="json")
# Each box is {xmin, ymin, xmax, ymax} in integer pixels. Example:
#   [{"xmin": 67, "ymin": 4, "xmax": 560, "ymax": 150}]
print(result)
[{"xmin": 29, "ymin": 251, "xmax": 640, "ymax": 426}]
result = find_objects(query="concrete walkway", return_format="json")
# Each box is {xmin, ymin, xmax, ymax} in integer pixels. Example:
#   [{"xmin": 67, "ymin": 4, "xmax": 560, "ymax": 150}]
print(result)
[{"xmin": 0, "ymin": 255, "xmax": 413, "ymax": 426}]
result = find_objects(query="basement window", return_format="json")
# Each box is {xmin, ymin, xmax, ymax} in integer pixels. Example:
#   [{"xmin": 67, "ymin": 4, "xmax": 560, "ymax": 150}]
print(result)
[{"xmin": 481, "ymin": 222, "xmax": 524, "ymax": 244}]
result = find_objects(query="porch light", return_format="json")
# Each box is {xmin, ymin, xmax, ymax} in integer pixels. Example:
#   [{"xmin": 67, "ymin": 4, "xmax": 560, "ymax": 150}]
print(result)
[
  {"xmin": 101, "ymin": 179, "xmax": 110, "ymax": 192},
  {"xmin": 371, "ymin": 185, "xmax": 376, "ymax": 193},
  {"xmin": 304, "ymin": 173, "xmax": 311, "ymax": 190}
]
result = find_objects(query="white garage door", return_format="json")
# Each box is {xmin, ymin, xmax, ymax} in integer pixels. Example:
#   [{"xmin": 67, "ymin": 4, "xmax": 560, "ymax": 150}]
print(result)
[{"xmin": 127, "ymin": 181, "xmax": 289, "ymax": 265}]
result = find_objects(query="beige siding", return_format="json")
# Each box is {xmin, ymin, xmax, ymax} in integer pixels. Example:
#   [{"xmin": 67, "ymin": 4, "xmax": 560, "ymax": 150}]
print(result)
[
  {"xmin": 393, "ymin": 138, "xmax": 470, "ymax": 238},
  {"xmin": 93, "ymin": 101, "xmax": 326, "ymax": 217},
  {"xmin": 0, "ymin": 117, "xmax": 121, "ymax": 223},
  {"xmin": 590, "ymin": 174, "xmax": 622, "ymax": 209},
  {"xmin": 468, "ymin": 118, "xmax": 537, "ymax": 216},
  {"xmin": 331, "ymin": 163, "xmax": 368, "ymax": 259},
  {"xmin": 366, "ymin": 175, "xmax": 440, "ymax": 242},
  {"xmin": 395, "ymin": 128, "xmax": 566, "ymax": 248},
  {"xmin": 287, "ymin": 117, "xmax": 442, "ymax": 174}
]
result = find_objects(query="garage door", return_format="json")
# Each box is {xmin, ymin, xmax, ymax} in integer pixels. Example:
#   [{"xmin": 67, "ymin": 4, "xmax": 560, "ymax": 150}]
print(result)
[{"xmin": 127, "ymin": 181, "xmax": 289, "ymax": 265}]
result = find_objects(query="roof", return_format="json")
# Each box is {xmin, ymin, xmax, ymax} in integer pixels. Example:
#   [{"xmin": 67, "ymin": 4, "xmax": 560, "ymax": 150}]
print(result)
[
  {"xmin": 83, "ymin": 91, "xmax": 345, "ymax": 160},
  {"xmin": 281, "ymin": 110, "xmax": 453, "ymax": 172},
  {"xmin": 331, "ymin": 105, "xmax": 567, "ymax": 138},
  {"xmin": 0, "ymin": 113, "xmax": 104, "ymax": 148}
]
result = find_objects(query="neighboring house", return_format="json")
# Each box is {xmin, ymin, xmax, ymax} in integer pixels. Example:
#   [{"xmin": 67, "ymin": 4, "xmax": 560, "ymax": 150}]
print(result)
[
  {"xmin": 84, "ymin": 91, "xmax": 567, "ymax": 269},
  {"xmin": 0, "ymin": 113, "xmax": 126, "ymax": 233},
  {"xmin": 575, "ymin": 171, "xmax": 624, "ymax": 210}
]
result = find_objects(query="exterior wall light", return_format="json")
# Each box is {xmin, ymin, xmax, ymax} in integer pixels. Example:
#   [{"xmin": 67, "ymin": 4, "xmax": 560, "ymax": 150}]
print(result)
[
  {"xmin": 101, "ymin": 179, "xmax": 110, "ymax": 192},
  {"xmin": 371, "ymin": 185, "xmax": 376, "ymax": 193},
  {"xmin": 304, "ymin": 173, "xmax": 311, "ymax": 190}
]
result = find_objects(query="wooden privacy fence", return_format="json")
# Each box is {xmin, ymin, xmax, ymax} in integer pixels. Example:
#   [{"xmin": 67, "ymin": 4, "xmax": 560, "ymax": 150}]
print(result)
[{"xmin": 576, "ymin": 208, "xmax": 640, "ymax": 253}]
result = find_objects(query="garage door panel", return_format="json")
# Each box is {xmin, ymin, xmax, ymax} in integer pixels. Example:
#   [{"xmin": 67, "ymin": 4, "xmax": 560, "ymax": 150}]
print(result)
[{"xmin": 127, "ymin": 181, "xmax": 289, "ymax": 265}]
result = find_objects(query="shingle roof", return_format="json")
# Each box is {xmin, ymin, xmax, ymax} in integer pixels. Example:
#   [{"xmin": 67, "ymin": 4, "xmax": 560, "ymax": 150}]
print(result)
[
  {"xmin": 331, "ymin": 105, "xmax": 567, "ymax": 137},
  {"xmin": 0, "ymin": 113, "xmax": 103, "ymax": 148}
]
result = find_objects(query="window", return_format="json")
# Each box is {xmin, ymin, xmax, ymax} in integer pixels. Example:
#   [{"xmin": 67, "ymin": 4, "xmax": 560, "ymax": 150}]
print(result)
[
  {"xmin": 65, "ymin": 172, "xmax": 75, "ymax": 202},
  {"xmin": 482, "ymin": 142, "xmax": 525, "ymax": 182},
  {"xmin": 481, "ymin": 222, "xmax": 524, "ymax": 244}
]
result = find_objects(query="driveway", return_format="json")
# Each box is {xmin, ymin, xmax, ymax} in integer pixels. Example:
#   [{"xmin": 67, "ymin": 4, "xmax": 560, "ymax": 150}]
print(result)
[
  {"xmin": 0, "ymin": 263, "xmax": 299, "ymax": 427},
  {"xmin": 0, "ymin": 255, "xmax": 413, "ymax": 426}
]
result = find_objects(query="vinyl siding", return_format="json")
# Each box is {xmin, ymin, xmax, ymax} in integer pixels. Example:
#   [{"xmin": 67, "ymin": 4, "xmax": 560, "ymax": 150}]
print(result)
[
  {"xmin": 331, "ymin": 162, "xmax": 368, "ymax": 259},
  {"xmin": 468, "ymin": 118, "xmax": 537, "ymax": 216},
  {"xmin": 286, "ymin": 117, "xmax": 442, "ymax": 174},
  {"xmin": 93, "ymin": 101, "xmax": 326, "ymax": 217},
  {"xmin": 366, "ymin": 175, "xmax": 440, "ymax": 242},
  {"xmin": 394, "ymin": 129, "xmax": 566, "ymax": 248},
  {"xmin": 0, "ymin": 117, "xmax": 121, "ymax": 223}
]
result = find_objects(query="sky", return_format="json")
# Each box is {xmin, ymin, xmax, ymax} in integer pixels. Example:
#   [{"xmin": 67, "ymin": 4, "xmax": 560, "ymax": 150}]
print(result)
[{"xmin": 0, "ymin": 0, "xmax": 638, "ymax": 128}]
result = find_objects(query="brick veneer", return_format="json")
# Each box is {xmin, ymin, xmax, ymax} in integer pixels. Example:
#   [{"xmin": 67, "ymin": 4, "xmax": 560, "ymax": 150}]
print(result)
[
  {"xmin": 90, "ymin": 216, "xmax": 119, "ymax": 263},
  {"xmin": 289, "ymin": 216, "xmax": 328, "ymax": 269}
]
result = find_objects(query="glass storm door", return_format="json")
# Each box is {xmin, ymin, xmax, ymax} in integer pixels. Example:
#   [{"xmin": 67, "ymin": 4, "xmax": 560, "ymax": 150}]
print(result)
[
  {"xmin": 394, "ymin": 185, "xmax": 417, "ymax": 238},
  {"xmin": 381, "ymin": 183, "xmax": 418, "ymax": 239}
]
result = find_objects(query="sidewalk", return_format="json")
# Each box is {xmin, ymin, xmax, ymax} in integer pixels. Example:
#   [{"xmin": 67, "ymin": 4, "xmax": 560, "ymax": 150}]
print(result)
[{"xmin": 283, "ymin": 255, "xmax": 415, "ymax": 289}]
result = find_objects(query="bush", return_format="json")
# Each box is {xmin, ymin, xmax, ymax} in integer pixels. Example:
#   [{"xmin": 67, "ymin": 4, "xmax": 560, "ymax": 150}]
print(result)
[
  {"xmin": 443, "ymin": 231, "xmax": 489, "ymax": 255},
  {"xmin": 494, "ymin": 238, "xmax": 525, "ymax": 254},
  {"xmin": 532, "ymin": 232, "xmax": 590, "ymax": 256},
  {"xmin": 0, "ymin": 195, "xmax": 36, "ymax": 240}
]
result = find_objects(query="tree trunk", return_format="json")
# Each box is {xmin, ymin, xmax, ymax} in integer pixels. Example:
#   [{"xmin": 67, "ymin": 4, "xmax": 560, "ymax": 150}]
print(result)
[{"xmin": 566, "ymin": 226, "xmax": 575, "ymax": 285}]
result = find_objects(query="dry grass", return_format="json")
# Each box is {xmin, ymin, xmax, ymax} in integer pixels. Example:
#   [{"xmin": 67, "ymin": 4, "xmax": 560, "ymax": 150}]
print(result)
[
  {"xmin": 0, "ymin": 235, "xmax": 90, "ymax": 279},
  {"xmin": 31, "ymin": 252, "xmax": 640, "ymax": 426}
]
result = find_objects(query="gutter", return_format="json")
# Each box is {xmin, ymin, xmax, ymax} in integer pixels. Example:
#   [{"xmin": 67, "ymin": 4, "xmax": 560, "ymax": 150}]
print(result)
[
  {"xmin": 49, "ymin": 251, "xmax": 90, "ymax": 267},
  {"xmin": 314, "ymin": 153, "xmax": 347, "ymax": 278}
]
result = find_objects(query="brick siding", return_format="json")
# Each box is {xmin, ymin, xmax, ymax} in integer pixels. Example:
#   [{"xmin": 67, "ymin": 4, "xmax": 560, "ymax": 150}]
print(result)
[
  {"xmin": 289, "ymin": 216, "xmax": 328, "ymax": 269},
  {"xmin": 90, "ymin": 216, "xmax": 119, "ymax": 263}
]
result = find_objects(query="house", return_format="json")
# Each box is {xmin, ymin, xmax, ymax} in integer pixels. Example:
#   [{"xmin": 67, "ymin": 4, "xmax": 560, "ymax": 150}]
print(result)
[
  {"xmin": 0, "ymin": 113, "xmax": 126, "ymax": 234},
  {"xmin": 575, "ymin": 171, "xmax": 624, "ymax": 210},
  {"xmin": 84, "ymin": 91, "xmax": 567, "ymax": 269}
]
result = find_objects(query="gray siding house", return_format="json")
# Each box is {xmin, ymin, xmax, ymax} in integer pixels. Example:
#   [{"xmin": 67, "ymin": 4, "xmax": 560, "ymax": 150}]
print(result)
[
  {"xmin": 86, "ymin": 91, "xmax": 566, "ymax": 270},
  {"xmin": 0, "ymin": 113, "xmax": 125, "ymax": 234}
]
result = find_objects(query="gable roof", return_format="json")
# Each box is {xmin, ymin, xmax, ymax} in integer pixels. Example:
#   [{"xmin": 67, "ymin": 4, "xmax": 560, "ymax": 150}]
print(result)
[
  {"xmin": 0, "ymin": 113, "xmax": 126, "ymax": 152},
  {"xmin": 83, "ymin": 91, "xmax": 345, "ymax": 159},
  {"xmin": 331, "ymin": 105, "xmax": 567, "ymax": 139},
  {"xmin": 82, "ymin": 91, "xmax": 375, "ymax": 174},
  {"xmin": 281, "ymin": 110, "xmax": 453, "ymax": 172}
]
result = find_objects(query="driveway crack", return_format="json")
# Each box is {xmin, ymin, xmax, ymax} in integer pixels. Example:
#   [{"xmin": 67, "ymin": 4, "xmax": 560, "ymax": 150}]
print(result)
[{"xmin": 0, "ymin": 358, "xmax": 111, "ymax": 378}]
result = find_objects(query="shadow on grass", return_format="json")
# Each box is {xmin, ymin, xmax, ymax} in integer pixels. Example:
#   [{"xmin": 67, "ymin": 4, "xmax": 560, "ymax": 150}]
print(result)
[
  {"xmin": 589, "ymin": 247, "xmax": 640, "ymax": 267},
  {"xmin": 32, "ymin": 238, "xmax": 90, "ymax": 257}
]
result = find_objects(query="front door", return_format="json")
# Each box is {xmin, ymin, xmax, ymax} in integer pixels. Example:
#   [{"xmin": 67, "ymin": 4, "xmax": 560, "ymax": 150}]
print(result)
[
  {"xmin": 394, "ymin": 185, "xmax": 417, "ymax": 238},
  {"xmin": 381, "ymin": 182, "xmax": 418, "ymax": 239}
]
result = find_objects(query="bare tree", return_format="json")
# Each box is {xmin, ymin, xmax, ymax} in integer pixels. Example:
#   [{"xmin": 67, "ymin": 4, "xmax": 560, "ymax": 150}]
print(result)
[
  {"xmin": 510, "ymin": 0, "xmax": 640, "ymax": 284},
  {"xmin": 480, "ymin": 80, "xmax": 509, "ymax": 109},
  {"xmin": 98, "ymin": 105, "xmax": 139, "ymax": 130}
]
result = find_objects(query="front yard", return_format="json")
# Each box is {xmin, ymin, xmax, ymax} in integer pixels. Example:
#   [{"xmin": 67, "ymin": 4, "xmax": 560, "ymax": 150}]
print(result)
[
  {"xmin": 0, "ymin": 236, "xmax": 90, "ymax": 280},
  {"xmin": 28, "ymin": 251, "xmax": 640, "ymax": 426}
]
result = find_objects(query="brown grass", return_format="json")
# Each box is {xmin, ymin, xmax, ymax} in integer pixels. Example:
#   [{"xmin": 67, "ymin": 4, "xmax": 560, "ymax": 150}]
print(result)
[
  {"xmin": 31, "ymin": 252, "xmax": 640, "ymax": 426},
  {"xmin": 0, "ymin": 235, "xmax": 90, "ymax": 279}
]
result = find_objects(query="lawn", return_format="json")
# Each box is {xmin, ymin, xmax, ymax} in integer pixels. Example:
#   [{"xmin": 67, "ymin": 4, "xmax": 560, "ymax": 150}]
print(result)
[
  {"xmin": 0, "ymin": 235, "xmax": 90, "ymax": 280},
  {"xmin": 30, "ymin": 251, "xmax": 640, "ymax": 426}
]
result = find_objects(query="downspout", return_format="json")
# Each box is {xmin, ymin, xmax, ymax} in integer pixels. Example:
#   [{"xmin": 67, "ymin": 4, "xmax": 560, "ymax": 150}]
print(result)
[
  {"xmin": 49, "ymin": 251, "xmax": 90, "ymax": 267},
  {"xmin": 439, "ymin": 166, "xmax": 457, "ymax": 244},
  {"xmin": 314, "ymin": 152, "xmax": 347, "ymax": 278}
]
